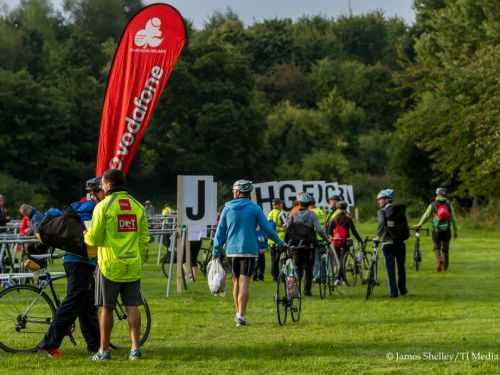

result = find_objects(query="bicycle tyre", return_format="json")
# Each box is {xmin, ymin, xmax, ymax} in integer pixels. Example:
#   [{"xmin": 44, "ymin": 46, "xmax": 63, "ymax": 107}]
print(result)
[
  {"xmin": 361, "ymin": 251, "xmax": 372, "ymax": 282},
  {"xmin": 366, "ymin": 261, "xmax": 377, "ymax": 300},
  {"xmin": 318, "ymin": 257, "xmax": 327, "ymax": 300},
  {"xmin": 109, "ymin": 296, "xmax": 152, "ymax": 349},
  {"xmin": 343, "ymin": 252, "xmax": 356, "ymax": 287},
  {"xmin": 327, "ymin": 252, "xmax": 336, "ymax": 294},
  {"xmin": 0, "ymin": 285, "xmax": 56, "ymax": 353},
  {"xmin": 161, "ymin": 258, "xmax": 170, "ymax": 279},
  {"xmin": 414, "ymin": 244, "xmax": 421, "ymax": 272},
  {"xmin": 290, "ymin": 279, "xmax": 301, "ymax": 322},
  {"xmin": 275, "ymin": 274, "xmax": 287, "ymax": 326}
]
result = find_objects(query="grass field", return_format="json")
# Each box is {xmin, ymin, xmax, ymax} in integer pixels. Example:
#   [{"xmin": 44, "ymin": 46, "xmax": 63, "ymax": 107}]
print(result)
[{"xmin": 1, "ymin": 222, "xmax": 500, "ymax": 374}]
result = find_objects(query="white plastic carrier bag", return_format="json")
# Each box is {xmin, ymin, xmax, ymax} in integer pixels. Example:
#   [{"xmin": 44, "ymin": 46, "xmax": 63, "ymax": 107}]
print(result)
[{"xmin": 207, "ymin": 258, "xmax": 226, "ymax": 296}]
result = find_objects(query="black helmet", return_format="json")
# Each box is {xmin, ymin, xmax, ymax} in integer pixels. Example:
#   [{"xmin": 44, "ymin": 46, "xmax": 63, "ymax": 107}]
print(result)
[
  {"xmin": 328, "ymin": 195, "xmax": 341, "ymax": 201},
  {"xmin": 86, "ymin": 177, "xmax": 102, "ymax": 192},
  {"xmin": 337, "ymin": 201, "xmax": 348, "ymax": 210}
]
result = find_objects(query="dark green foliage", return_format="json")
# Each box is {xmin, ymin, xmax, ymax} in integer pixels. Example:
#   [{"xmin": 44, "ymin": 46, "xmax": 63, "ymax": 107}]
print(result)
[{"xmin": 1, "ymin": 0, "xmax": 493, "ymax": 209}]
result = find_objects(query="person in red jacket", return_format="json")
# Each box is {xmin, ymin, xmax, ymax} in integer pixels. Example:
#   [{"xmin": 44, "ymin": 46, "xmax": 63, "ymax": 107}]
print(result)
[{"xmin": 328, "ymin": 201, "xmax": 362, "ymax": 284}]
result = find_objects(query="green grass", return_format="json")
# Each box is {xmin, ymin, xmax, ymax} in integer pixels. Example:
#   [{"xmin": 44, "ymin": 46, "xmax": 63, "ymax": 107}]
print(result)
[{"xmin": 1, "ymin": 223, "xmax": 500, "ymax": 374}]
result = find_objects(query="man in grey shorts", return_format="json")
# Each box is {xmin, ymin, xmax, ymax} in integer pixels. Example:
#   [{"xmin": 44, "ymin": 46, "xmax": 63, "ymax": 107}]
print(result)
[{"xmin": 85, "ymin": 169, "xmax": 149, "ymax": 360}]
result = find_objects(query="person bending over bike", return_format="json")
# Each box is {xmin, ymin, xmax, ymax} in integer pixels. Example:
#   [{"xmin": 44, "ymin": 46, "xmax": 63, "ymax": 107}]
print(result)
[
  {"xmin": 213, "ymin": 180, "xmax": 284, "ymax": 327},
  {"xmin": 286, "ymin": 193, "xmax": 329, "ymax": 296},
  {"xmin": 376, "ymin": 189, "xmax": 410, "ymax": 298},
  {"xmin": 37, "ymin": 177, "xmax": 105, "ymax": 358},
  {"xmin": 328, "ymin": 201, "xmax": 362, "ymax": 284},
  {"xmin": 415, "ymin": 187, "xmax": 458, "ymax": 272}
]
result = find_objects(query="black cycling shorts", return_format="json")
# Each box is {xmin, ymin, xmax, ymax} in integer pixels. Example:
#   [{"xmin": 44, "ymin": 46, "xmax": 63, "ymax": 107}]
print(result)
[{"xmin": 231, "ymin": 257, "xmax": 256, "ymax": 278}]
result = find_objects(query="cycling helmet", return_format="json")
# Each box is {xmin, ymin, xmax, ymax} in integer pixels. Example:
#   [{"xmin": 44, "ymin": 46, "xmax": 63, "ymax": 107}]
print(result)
[
  {"xmin": 376, "ymin": 189, "xmax": 394, "ymax": 200},
  {"xmin": 232, "ymin": 179, "xmax": 253, "ymax": 193},
  {"xmin": 86, "ymin": 176, "xmax": 102, "ymax": 192},
  {"xmin": 337, "ymin": 201, "xmax": 348, "ymax": 210},
  {"xmin": 297, "ymin": 192, "xmax": 313, "ymax": 204},
  {"xmin": 435, "ymin": 187, "xmax": 447, "ymax": 196}
]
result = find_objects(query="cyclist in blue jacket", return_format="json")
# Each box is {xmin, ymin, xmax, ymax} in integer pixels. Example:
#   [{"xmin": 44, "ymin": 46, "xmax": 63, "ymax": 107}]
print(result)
[{"xmin": 213, "ymin": 180, "xmax": 284, "ymax": 327}]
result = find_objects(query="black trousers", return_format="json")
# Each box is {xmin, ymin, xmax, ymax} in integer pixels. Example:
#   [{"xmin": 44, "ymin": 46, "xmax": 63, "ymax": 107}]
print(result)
[
  {"xmin": 382, "ymin": 242, "xmax": 407, "ymax": 297},
  {"xmin": 254, "ymin": 252, "xmax": 266, "ymax": 280},
  {"xmin": 38, "ymin": 262, "xmax": 99, "ymax": 351},
  {"xmin": 294, "ymin": 248, "xmax": 314, "ymax": 294},
  {"xmin": 270, "ymin": 245, "xmax": 280, "ymax": 281},
  {"xmin": 432, "ymin": 229, "xmax": 451, "ymax": 269}
]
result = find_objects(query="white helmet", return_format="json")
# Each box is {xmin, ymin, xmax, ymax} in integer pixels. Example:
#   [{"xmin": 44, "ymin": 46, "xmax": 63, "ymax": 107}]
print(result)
[{"xmin": 232, "ymin": 179, "xmax": 253, "ymax": 193}]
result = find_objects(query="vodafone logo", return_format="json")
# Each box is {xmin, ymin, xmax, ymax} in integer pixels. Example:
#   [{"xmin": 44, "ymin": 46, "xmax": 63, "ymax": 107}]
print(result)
[{"xmin": 134, "ymin": 18, "xmax": 163, "ymax": 48}]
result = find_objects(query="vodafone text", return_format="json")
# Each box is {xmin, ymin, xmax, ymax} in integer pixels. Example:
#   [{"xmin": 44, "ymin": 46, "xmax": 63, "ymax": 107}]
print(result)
[{"xmin": 110, "ymin": 66, "xmax": 164, "ymax": 170}]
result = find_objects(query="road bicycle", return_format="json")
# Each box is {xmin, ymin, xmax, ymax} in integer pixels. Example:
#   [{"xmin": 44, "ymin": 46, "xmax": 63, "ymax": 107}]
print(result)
[
  {"xmin": 343, "ymin": 238, "xmax": 372, "ymax": 287},
  {"xmin": 274, "ymin": 245, "xmax": 301, "ymax": 326},
  {"xmin": 318, "ymin": 242, "xmax": 338, "ymax": 299},
  {"xmin": 365, "ymin": 238, "xmax": 381, "ymax": 300},
  {"xmin": 0, "ymin": 253, "xmax": 151, "ymax": 353},
  {"xmin": 411, "ymin": 228, "xmax": 429, "ymax": 272}
]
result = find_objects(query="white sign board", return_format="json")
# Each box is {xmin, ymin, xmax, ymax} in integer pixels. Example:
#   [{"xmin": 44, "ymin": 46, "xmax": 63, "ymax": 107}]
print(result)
[
  {"xmin": 253, "ymin": 180, "xmax": 355, "ymax": 215},
  {"xmin": 178, "ymin": 175, "xmax": 217, "ymax": 240}
]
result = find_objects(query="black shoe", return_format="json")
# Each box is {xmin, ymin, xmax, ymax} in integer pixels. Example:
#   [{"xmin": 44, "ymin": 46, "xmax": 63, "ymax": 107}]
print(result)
[
  {"xmin": 259, "ymin": 276, "xmax": 264, "ymax": 281},
  {"xmin": 400, "ymin": 290, "xmax": 408, "ymax": 296},
  {"xmin": 304, "ymin": 290, "xmax": 312, "ymax": 296}
]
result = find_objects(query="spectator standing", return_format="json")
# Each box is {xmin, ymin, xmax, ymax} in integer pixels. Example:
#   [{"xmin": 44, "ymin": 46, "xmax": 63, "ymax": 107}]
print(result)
[{"xmin": 85, "ymin": 169, "xmax": 150, "ymax": 361}]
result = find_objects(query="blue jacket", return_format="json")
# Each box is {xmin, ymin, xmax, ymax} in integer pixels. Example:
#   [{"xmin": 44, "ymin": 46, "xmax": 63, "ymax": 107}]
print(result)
[
  {"xmin": 213, "ymin": 198, "xmax": 283, "ymax": 257},
  {"xmin": 64, "ymin": 200, "xmax": 97, "ymax": 266}
]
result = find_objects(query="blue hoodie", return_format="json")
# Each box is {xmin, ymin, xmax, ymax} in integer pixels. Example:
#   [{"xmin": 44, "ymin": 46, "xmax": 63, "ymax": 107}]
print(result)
[{"xmin": 213, "ymin": 198, "xmax": 283, "ymax": 257}]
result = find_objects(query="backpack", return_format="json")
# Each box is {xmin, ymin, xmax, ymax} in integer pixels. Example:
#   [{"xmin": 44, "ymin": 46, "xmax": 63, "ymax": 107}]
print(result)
[
  {"xmin": 383, "ymin": 204, "xmax": 410, "ymax": 242},
  {"xmin": 37, "ymin": 206, "xmax": 90, "ymax": 258},
  {"xmin": 332, "ymin": 223, "xmax": 348, "ymax": 249},
  {"xmin": 285, "ymin": 219, "xmax": 316, "ymax": 248},
  {"xmin": 432, "ymin": 201, "xmax": 451, "ymax": 231}
]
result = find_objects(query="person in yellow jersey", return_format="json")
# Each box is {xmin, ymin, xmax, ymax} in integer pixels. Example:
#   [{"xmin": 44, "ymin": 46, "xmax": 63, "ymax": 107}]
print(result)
[
  {"xmin": 267, "ymin": 198, "xmax": 287, "ymax": 282},
  {"xmin": 309, "ymin": 197, "xmax": 326, "ymax": 282},
  {"xmin": 84, "ymin": 169, "xmax": 150, "ymax": 361},
  {"xmin": 161, "ymin": 203, "xmax": 173, "ymax": 216}
]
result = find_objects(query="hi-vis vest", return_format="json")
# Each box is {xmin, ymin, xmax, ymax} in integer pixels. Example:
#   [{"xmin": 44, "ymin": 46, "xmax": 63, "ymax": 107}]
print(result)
[
  {"xmin": 268, "ymin": 208, "xmax": 286, "ymax": 243},
  {"xmin": 312, "ymin": 207, "xmax": 326, "ymax": 240},
  {"xmin": 84, "ymin": 191, "xmax": 150, "ymax": 282}
]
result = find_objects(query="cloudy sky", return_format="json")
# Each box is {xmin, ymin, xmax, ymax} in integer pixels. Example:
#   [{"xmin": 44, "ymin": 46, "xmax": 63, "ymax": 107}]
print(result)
[{"xmin": 3, "ymin": 0, "xmax": 415, "ymax": 27}]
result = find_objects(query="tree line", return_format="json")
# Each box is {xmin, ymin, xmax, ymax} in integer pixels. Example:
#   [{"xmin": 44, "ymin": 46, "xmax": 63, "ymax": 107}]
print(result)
[{"xmin": 0, "ymin": 0, "xmax": 498, "ymax": 216}]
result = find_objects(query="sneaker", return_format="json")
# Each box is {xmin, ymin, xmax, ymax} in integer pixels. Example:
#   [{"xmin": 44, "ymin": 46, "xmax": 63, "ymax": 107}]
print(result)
[
  {"xmin": 41, "ymin": 348, "xmax": 64, "ymax": 359},
  {"xmin": 235, "ymin": 315, "xmax": 247, "ymax": 327},
  {"xmin": 129, "ymin": 348, "xmax": 142, "ymax": 360},
  {"xmin": 90, "ymin": 351, "xmax": 111, "ymax": 361}
]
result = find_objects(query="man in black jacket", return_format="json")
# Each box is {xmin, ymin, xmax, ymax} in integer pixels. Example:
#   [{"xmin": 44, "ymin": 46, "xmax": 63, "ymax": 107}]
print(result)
[{"xmin": 376, "ymin": 189, "xmax": 408, "ymax": 298}]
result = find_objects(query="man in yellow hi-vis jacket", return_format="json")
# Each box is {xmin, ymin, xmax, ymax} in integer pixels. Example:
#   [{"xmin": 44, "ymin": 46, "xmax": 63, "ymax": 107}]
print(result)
[{"xmin": 84, "ymin": 169, "xmax": 150, "ymax": 361}]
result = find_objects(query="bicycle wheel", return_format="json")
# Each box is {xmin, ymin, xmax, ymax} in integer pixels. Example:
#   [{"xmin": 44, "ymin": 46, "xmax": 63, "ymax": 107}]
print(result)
[
  {"xmin": 290, "ymin": 279, "xmax": 302, "ymax": 322},
  {"xmin": 0, "ymin": 285, "xmax": 56, "ymax": 353},
  {"xmin": 318, "ymin": 257, "xmax": 327, "ymax": 299},
  {"xmin": 109, "ymin": 296, "xmax": 151, "ymax": 349},
  {"xmin": 366, "ymin": 261, "xmax": 377, "ymax": 300},
  {"xmin": 161, "ymin": 258, "xmax": 170, "ymax": 279},
  {"xmin": 343, "ymin": 252, "xmax": 357, "ymax": 287},
  {"xmin": 275, "ymin": 274, "xmax": 287, "ymax": 325},
  {"xmin": 361, "ymin": 251, "xmax": 372, "ymax": 282},
  {"xmin": 327, "ymin": 252, "xmax": 336, "ymax": 294},
  {"xmin": 414, "ymin": 243, "xmax": 421, "ymax": 272}
]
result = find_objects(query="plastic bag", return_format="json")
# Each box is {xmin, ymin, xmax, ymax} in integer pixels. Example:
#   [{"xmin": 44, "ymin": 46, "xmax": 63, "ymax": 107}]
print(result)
[{"xmin": 207, "ymin": 258, "xmax": 226, "ymax": 296}]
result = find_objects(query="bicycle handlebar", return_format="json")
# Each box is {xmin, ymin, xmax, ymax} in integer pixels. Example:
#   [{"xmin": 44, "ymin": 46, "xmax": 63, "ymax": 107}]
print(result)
[{"xmin": 411, "ymin": 227, "xmax": 430, "ymax": 235}]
